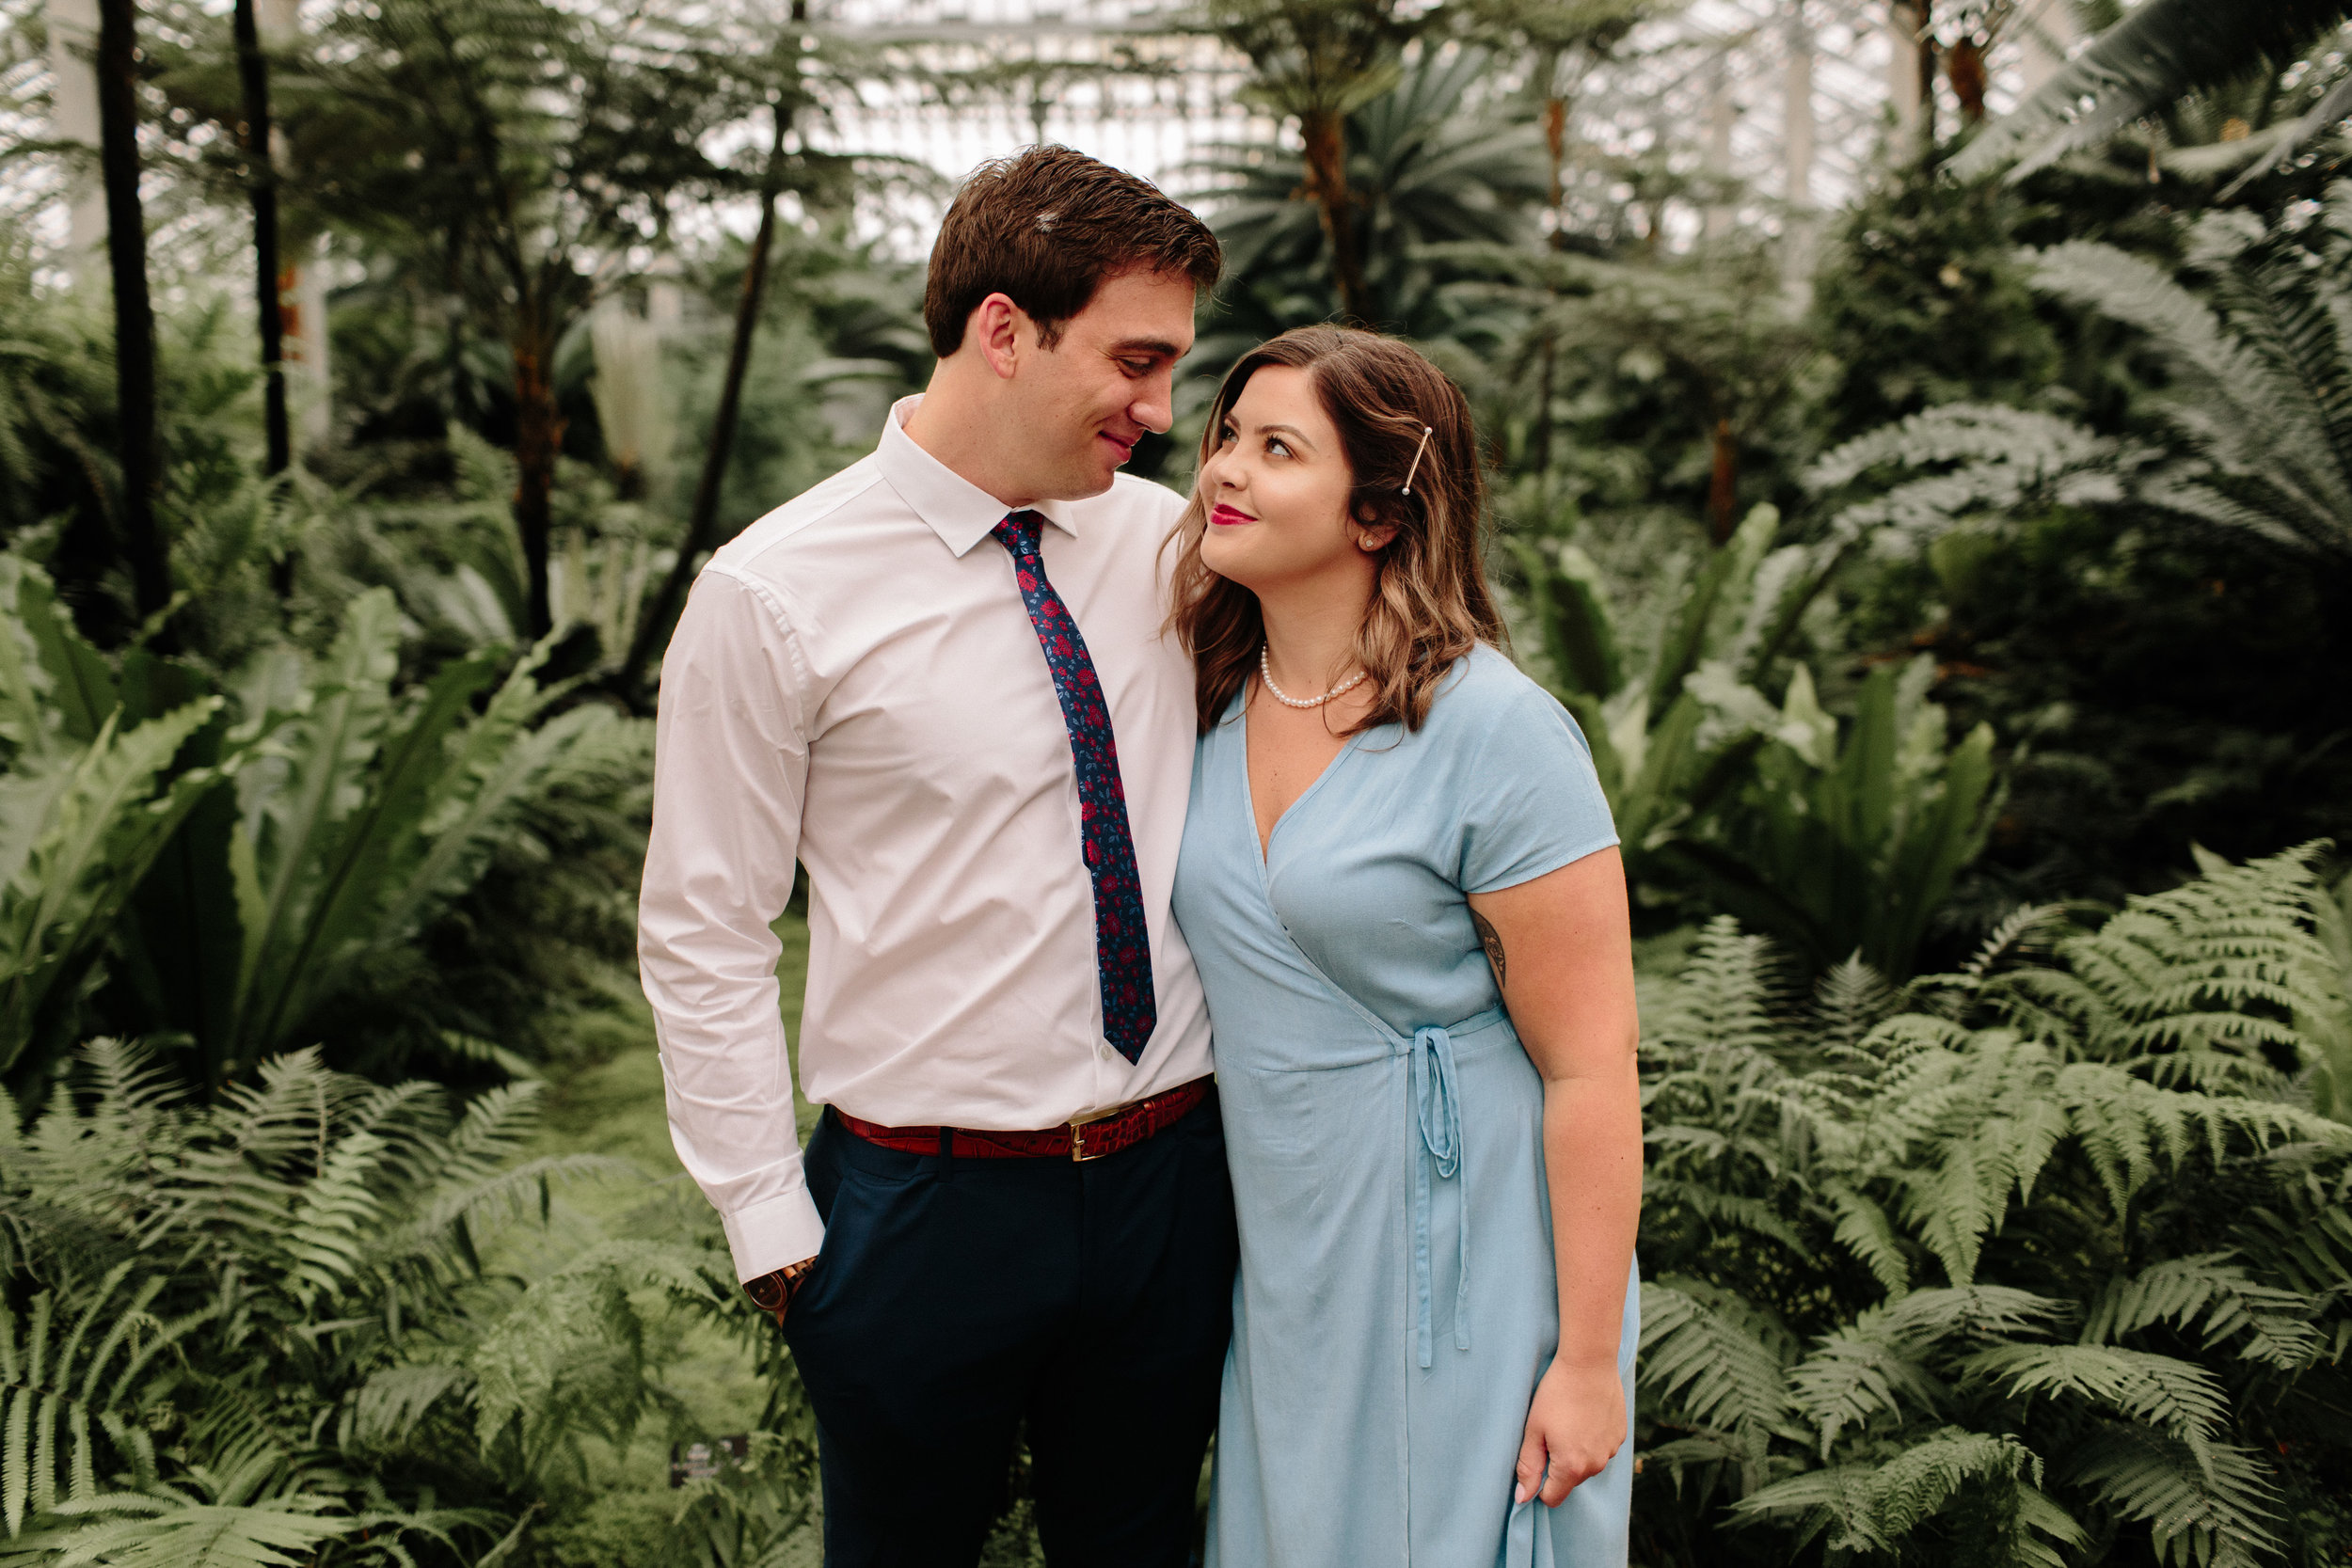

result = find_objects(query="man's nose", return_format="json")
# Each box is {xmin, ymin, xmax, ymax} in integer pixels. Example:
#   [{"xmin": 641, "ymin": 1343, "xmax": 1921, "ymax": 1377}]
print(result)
[{"xmin": 1130, "ymin": 369, "xmax": 1175, "ymax": 436}]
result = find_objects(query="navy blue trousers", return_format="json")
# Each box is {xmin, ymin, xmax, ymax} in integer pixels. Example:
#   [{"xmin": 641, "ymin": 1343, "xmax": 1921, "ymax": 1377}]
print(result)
[{"xmin": 784, "ymin": 1092, "xmax": 1238, "ymax": 1567}]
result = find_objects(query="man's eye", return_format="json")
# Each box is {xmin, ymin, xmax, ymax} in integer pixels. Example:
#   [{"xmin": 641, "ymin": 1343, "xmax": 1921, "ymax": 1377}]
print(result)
[{"xmin": 1121, "ymin": 359, "xmax": 1152, "ymax": 376}]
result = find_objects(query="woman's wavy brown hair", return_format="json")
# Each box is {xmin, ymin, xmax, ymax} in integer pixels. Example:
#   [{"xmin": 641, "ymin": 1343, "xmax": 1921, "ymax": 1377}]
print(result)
[{"xmin": 1166, "ymin": 325, "xmax": 1504, "ymax": 735}]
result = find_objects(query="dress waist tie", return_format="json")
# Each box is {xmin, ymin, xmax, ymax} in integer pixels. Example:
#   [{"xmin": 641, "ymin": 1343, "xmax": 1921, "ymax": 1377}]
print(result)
[{"xmin": 1411, "ymin": 1022, "xmax": 1472, "ymax": 1370}]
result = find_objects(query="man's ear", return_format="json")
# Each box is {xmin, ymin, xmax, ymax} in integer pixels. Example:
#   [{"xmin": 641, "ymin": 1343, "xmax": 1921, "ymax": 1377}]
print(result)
[{"xmin": 972, "ymin": 293, "xmax": 1025, "ymax": 381}]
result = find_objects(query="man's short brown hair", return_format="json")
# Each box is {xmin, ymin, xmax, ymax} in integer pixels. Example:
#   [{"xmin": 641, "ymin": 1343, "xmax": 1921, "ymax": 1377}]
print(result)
[{"xmin": 923, "ymin": 146, "xmax": 1222, "ymax": 357}]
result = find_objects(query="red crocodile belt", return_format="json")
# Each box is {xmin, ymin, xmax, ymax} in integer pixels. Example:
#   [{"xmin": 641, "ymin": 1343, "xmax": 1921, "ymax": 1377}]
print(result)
[{"xmin": 834, "ymin": 1076, "xmax": 1214, "ymax": 1163}]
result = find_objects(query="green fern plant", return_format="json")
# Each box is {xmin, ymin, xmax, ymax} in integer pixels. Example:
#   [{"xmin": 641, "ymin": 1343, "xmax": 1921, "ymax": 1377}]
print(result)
[
  {"xmin": 1633, "ymin": 846, "xmax": 2352, "ymax": 1567},
  {"xmin": 0, "ymin": 1036, "xmax": 809, "ymax": 1565},
  {"xmin": 1806, "ymin": 187, "xmax": 2352, "ymax": 579}
]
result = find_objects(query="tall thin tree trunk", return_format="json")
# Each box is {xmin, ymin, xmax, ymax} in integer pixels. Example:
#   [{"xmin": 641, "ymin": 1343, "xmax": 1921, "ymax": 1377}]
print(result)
[
  {"xmin": 1539, "ymin": 42, "xmax": 1567, "ymax": 249},
  {"xmin": 618, "ymin": 85, "xmax": 796, "ymax": 695},
  {"xmin": 1302, "ymin": 107, "xmax": 1371, "ymax": 325},
  {"xmin": 1947, "ymin": 35, "xmax": 1987, "ymax": 124},
  {"xmin": 1708, "ymin": 416, "xmax": 1739, "ymax": 545},
  {"xmin": 96, "ymin": 0, "xmax": 170, "ymax": 639},
  {"xmin": 233, "ymin": 0, "xmax": 287, "ymax": 479},
  {"xmin": 512, "ymin": 304, "xmax": 562, "ymax": 641},
  {"xmin": 1914, "ymin": 13, "xmax": 1940, "ymax": 160}
]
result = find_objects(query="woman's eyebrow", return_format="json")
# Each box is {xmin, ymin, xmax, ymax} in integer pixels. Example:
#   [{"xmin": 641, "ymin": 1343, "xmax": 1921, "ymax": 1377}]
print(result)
[{"xmin": 1255, "ymin": 422, "xmax": 1317, "ymax": 451}]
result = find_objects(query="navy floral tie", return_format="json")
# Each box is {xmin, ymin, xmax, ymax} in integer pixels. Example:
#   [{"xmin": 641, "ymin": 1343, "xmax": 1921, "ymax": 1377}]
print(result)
[{"xmin": 993, "ymin": 511, "xmax": 1158, "ymax": 1063}]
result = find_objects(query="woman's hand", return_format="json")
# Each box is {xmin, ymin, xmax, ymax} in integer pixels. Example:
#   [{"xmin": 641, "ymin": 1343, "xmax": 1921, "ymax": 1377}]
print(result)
[{"xmin": 1513, "ymin": 1355, "xmax": 1627, "ymax": 1506}]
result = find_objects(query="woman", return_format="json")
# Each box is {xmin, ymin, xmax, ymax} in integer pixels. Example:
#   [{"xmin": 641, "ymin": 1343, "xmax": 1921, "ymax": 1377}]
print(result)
[{"xmin": 1167, "ymin": 326, "xmax": 1643, "ymax": 1567}]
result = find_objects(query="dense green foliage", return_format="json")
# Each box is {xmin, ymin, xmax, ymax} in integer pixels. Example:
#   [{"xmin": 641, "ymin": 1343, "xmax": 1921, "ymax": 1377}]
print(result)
[
  {"xmin": 1634, "ymin": 848, "xmax": 2352, "ymax": 1566},
  {"xmin": 4, "ymin": 0, "xmax": 2352, "ymax": 1560},
  {"xmin": 0, "ymin": 1038, "xmax": 817, "ymax": 1566}
]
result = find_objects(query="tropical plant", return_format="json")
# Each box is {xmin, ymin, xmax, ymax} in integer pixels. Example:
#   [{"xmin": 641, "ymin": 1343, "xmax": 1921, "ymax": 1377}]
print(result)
[
  {"xmin": 1513, "ymin": 502, "xmax": 1847, "ymax": 895},
  {"xmin": 1190, "ymin": 46, "xmax": 1549, "ymax": 345},
  {"xmin": 1950, "ymin": 0, "xmax": 2352, "ymax": 186},
  {"xmin": 2027, "ymin": 214, "xmax": 2352, "ymax": 572},
  {"xmin": 1200, "ymin": 0, "xmax": 1426, "ymax": 324},
  {"xmin": 0, "ymin": 1035, "xmax": 817, "ymax": 1566},
  {"xmin": 255, "ymin": 0, "xmax": 789, "ymax": 639},
  {"xmin": 1663, "ymin": 656, "xmax": 2001, "ymax": 980},
  {"xmin": 1807, "ymin": 194, "xmax": 2352, "ymax": 578},
  {"xmin": 0, "ymin": 542, "xmax": 651, "ymax": 1098},
  {"xmin": 1633, "ymin": 844, "xmax": 2352, "ymax": 1566},
  {"xmin": 0, "ymin": 557, "xmax": 232, "ymax": 1087},
  {"xmin": 1466, "ymin": 242, "xmax": 1821, "ymax": 540}
]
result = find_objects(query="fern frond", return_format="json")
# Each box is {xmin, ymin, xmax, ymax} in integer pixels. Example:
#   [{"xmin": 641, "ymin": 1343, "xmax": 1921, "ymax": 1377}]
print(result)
[
  {"xmin": 1636, "ymin": 1280, "xmax": 1798, "ymax": 1449},
  {"xmin": 1655, "ymin": 916, "xmax": 1789, "ymax": 1056},
  {"xmin": 2055, "ymin": 845, "xmax": 2338, "ymax": 1089},
  {"xmin": 0, "ymin": 1264, "xmax": 181, "ymax": 1533},
  {"xmin": 1733, "ymin": 1428, "xmax": 2065, "ymax": 1558},
  {"xmin": 2081, "ymin": 1253, "xmax": 2325, "ymax": 1370},
  {"xmin": 1786, "ymin": 1312, "xmax": 1947, "ymax": 1457},
  {"xmin": 1880, "ymin": 1286, "xmax": 2073, "ymax": 1351},
  {"xmin": 342, "ymin": 1365, "xmax": 472, "ymax": 1453},
  {"xmin": 2070, "ymin": 1423, "xmax": 2282, "ymax": 1568},
  {"xmin": 1813, "ymin": 958, "xmax": 1899, "ymax": 1063},
  {"xmin": 1823, "ymin": 1184, "xmax": 1911, "ymax": 1296},
  {"xmin": 1971, "ymin": 1344, "xmax": 2231, "ymax": 1470},
  {"xmin": 2, "ymin": 1493, "xmax": 359, "ymax": 1567}
]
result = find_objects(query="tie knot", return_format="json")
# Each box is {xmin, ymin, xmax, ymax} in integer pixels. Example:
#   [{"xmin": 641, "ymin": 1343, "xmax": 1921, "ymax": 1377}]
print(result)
[{"xmin": 993, "ymin": 511, "xmax": 1044, "ymax": 556}]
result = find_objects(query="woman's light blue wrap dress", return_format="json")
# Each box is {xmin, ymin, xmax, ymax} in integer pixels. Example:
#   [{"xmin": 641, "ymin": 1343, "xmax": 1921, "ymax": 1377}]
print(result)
[{"xmin": 1171, "ymin": 646, "xmax": 1640, "ymax": 1568}]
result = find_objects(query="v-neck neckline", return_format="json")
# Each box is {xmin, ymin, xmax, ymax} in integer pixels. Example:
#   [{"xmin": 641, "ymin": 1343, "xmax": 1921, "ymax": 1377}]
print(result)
[{"xmin": 1238, "ymin": 691, "xmax": 1371, "ymax": 869}]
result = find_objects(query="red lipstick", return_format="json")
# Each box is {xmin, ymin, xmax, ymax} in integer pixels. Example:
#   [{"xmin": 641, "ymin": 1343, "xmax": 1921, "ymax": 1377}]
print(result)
[{"xmin": 1210, "ymin": 504, "xmax": 1254, "ymax": 527}]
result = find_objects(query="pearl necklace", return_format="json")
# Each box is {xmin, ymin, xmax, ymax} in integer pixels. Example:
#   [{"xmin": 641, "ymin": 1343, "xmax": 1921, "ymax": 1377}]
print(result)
[{"xmin": 1259, "ymin": 643, "xmax": 1370, "ymax": 709}]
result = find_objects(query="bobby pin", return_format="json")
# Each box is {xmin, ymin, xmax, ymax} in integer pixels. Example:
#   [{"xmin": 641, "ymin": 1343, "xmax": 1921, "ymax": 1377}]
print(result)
[{"xmin": 1401, "ymin": 426, "xmax": 1434, "ymax": 496}]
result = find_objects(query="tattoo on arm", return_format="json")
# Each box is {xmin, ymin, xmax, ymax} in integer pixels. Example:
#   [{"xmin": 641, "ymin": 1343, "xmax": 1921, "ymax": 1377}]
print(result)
[{"xmin": 1471, "ymin": 909, "xmax": 1506, "ymax": 988}]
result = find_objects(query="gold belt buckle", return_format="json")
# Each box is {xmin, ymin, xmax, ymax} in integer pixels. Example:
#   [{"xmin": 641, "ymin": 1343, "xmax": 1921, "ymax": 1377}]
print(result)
[{"xmin": 1068, "ymin": 1101, "xmax": 1128, "ymax": 1163}]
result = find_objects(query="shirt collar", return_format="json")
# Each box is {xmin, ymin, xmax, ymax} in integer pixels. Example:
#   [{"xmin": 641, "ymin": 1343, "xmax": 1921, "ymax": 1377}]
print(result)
[{"xmin": 877, "ymin": 395, "xmax": 1078, "ymax": 557}]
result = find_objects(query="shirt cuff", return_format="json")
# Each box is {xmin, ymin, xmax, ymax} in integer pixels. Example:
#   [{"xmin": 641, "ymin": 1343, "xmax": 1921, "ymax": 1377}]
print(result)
[{"xmin": 722, "ymin": 1184, "xmax": 827, "ymax": 1283}]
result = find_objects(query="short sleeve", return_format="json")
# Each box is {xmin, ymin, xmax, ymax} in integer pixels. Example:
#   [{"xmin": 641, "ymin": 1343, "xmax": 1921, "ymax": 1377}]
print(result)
[{"xmin": 1456, "ymin": 678, "xmax": 1620, "ymax": 895}]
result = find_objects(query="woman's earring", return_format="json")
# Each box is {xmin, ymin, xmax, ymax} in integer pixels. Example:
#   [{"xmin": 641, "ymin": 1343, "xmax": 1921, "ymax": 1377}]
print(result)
[{"xmin": 1359, "ymin": 535, "xmax": 1379, "ymax": 551}]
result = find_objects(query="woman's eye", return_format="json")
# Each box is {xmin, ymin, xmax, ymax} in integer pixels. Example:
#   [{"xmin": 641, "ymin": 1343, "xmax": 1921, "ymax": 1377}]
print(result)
[{"xmin": 1266, "ymin": 437, "xmax": 1291, "ymax": 458}]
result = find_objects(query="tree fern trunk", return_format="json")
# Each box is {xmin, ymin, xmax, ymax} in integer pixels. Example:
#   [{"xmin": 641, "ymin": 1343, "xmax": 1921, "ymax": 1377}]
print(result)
[
  {"xmin": 232, "ymin": 0, "xmax": 288, "ymax": 482},
  {"xmin": 1708, "ymin": 416, "xmax": 1739, "ymax": 545},
  {"xmin": 512, "ymin": 310, "xmax": 562, "ymax": 641},
  {"xmin": 1302, "ymin": 107, "xmax": 1371, "ymax": 325},
  {"xmin": 95, "ymin": 0, "xmax": 171, "ymax": 644}
]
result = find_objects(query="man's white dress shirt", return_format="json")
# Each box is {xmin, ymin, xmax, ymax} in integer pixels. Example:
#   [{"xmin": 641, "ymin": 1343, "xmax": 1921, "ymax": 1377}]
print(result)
[{"xmin": 638, "ymin": 396, "xmax": 1214, "ymax": 1282}]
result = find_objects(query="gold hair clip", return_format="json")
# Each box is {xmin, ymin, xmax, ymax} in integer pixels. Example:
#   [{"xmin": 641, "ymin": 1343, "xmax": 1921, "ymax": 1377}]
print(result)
[{"xmin": 1401, "ymin": 426, "xmax": 1434, "ymax": 496}]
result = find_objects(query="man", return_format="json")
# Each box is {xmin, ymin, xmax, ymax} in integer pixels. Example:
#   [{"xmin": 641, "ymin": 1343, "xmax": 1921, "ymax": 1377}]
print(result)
[{"xmin": 638, "ymin": 147, "xmax": 1232, "ymax": 1566}]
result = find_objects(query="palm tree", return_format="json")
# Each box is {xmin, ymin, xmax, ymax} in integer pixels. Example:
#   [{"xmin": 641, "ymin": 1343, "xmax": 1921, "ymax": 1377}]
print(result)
[
  {"xmin": 1950, "ymin": 0, "xmax": 2352, "ymax": 184},
  {"xmin": 1202, "ymin": 0, "xmax": 1425, "ymax": 324},
  {"xmin": 1192, "ymin": 46, "xmax": 1549, "ymax": 348},
  {"xmin": 298, "ymin": 0, "xmax": 776, "ymax": 640}
]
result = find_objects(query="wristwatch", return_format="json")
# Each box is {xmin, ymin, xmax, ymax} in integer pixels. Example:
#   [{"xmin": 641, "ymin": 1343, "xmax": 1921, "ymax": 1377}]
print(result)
[{"xmin": 743, "ymin": 1256, "xmax": 818, "ymax": 1327}]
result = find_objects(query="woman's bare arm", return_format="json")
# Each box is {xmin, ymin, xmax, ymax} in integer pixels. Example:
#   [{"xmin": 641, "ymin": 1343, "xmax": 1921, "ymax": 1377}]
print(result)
[{"xmin": 1467, "ymin": 846, "xmax": 1643, "ymax": 1506}]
